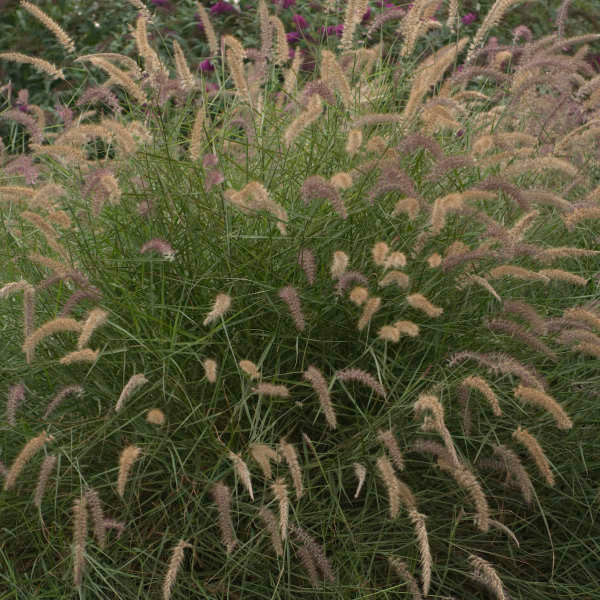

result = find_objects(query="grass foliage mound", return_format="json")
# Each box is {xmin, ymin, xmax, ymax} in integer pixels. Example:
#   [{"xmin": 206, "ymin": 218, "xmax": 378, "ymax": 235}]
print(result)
[{"xmin": 1, "ymin": 1, "xmax": 600, "ymax": 598}]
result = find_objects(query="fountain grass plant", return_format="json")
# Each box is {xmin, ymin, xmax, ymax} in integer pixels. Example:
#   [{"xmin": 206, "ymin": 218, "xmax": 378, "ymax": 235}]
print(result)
[{"xmin": 1, "ymin": 0, "xmax": 600, "ymax": 598}]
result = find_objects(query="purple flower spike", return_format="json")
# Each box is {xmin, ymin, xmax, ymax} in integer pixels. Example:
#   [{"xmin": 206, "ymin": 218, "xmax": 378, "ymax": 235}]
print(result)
[
  {"xmin": 287, "ymin": 31, "xmax": 301, "ymax": 43},
  {"xmin": 210, "ymin": 1, "xmax": 236, "ymax": 15},
  {"xmin": 461, "ymin": 12, "xmax": 477, "ymax": 25},
  {"xmin": 292, "ymin": 13, "xmax": 308, "ymax": 29},
  {"xmin": 199, "ymin": 59, "xmax": 215, "ymax": 72}
]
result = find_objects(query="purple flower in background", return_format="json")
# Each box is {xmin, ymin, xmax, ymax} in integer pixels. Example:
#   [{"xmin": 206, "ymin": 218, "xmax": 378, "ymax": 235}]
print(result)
[
  {"xmin": 210, "ymin": 1, "xmax": 235, "ymax": 14},
  {"xmin": 320, "ymin": 24, "xmax": 344, "ymax": 37},
  {"xmin": 362, "ymin": 6, "xmax": 371, "ymax": 21},
  {"xmin": 292, "ymin": 13, "xmax": 308, "ymax": 29},
  {"xmin": 461, "ymin": 12, "xmax": 477, "ymax": 25},
  {"xmin": 286, "ymin": 31, "xmax": 301, "ymax": 43},
  {"xmin": 272, "ymin": 0, "xmax": 296, "ymax": 8},
  {"xmin": 199, "ymin": 59, "xmax": 215, "ymax": 72}
]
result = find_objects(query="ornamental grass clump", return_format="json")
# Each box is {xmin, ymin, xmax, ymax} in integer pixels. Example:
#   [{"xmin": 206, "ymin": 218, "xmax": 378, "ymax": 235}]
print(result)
[{"xmin": 2, "ymin": 1, "xmax": 600, "ymax": 598}]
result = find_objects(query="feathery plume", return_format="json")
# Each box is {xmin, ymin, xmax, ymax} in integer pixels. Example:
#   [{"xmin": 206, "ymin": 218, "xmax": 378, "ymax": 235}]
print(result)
[
  {"xmin": 196, "ymin": 2, "xmax": 218, "ymax": 56},
  {"xmin": 297, "ymin": 545, "xmax": 320, "ymax": 586},
  {"xmin": 44, "ymin": 385, "xmax": 84, "ymax": 419},
  {"xmin": 468, "ymin": 554, "xmax": 508, "ymax": 600},
  {"xmin": 140, "ymin": 238, "xmax": 176, "ymax": 261},
  {"xmin": 279, "ymin": 439, "xmax": 303, "ymax": 499},
  {"xmin": 502, "ymin": 300, "xmax": 547, "ymax": 335},
  {"xmin": 303, "ymin": 365, "xmax": 336, "ymax": 429},
  {"xmin": 492, "ymin": 444, "xmax": 534, "ymax": 505},
  {"xmin": 353, "ymin": 462, "xmax": 367, "ymax": 499},
  {"xmin": 283, "ymin": 93, "xmax": 323, "ymax": 147},
  {"xmin": 335, "ymin": 368, "xmax": 386, "ymax": 399},
  {"xmin": 250, "ymin": 444, "xmax": 279, "ymax": 479},
  {"xmin": 384, "ymin": 251, "xmax": 407, "ymax": 270},
  {"xmin": 203, "ymin": 358, "xmax": 217, "ymax": 383},
  {"xmin": 394, "ymin": 321, "xmax": 420, "ymax": 337},
  {"xmin": 349, "ymin": 287, "xmax": 369, "ymax": 306},
  {"xmin": 539, "ymin": 269, "xmax": 588, "ymax": 286},
  {"xmin": 85, "ymin": 488, "xmax": 106, "ymax": 549},
  {"xmin": 388, "ymin": 557, "xmax": 423, "ymax": 600},
  {"xmin": 278, "ymin": 286, "xmax": 306, "ymax": 332},
  {"xmin": 146, "ymin": 408, "xmax": 166, "ymax": 425},
  {"xmin": 485, "ymin": 318, "xmax": 557, "ymax": 361},
  {"xmin": 563, "ymin": 307, "xmax": 600, "ymax": 331},
  {"xmin": 117, "ymin": 445, "xmax": 142, "ymax": 498},
  {"xmin": 357, "ymin": 296, "xmax": 381, "ymax": 332},
  {"xmin": 172, "ymin": 40, "xmax": 194, "ymax": 91},
  {"xmin": 20, "ymin": 210, "xmax": 69, "ymax": 261},
  {"xmin": 72, "ymin": 496, "xmax": 87, "ymax": 588},
  {"xmin": 379, "ymin": 271, "xmax": 410, "ymax": 289},
  {"xmin": 408, "ymin": 509, "xmax": 432, "ymax": 596},
  {"xmin": 460, "ymin": 376, "xmax": 501, "ymax": 416},
  {"xmin": 376, "ymin": 456, "xmax": 401, "ymax": 518},
  {"xmin": 372, "ymin": 242, "xmax": 390, "ymax": 266},
  {"xmin": 320, "ymin": 50, "xmax": 352, "ymax": 107},
  {"xmin": 239, "ymin": 360, "xmax": 261, "ymax": 380},
  {"xmin": 115, "ymin": 374, "xmax": 148, "ymax": 413},
  {"xmin": 77, "ymin": 308, "xmax": 108, "ymax": 350},
  {"xmin": 378, "ymin": 325, "xmax": 400, "ymax": 342},
  {"xmin": 212, "ymin": 481, "xmax": 237, "ymax": 553},
  {"xmin": 253, "ymin": 383, "xmax": 290, "ymax": 398},
  {"xmin": 203, "ymin": 293, "xmax": 232, "ymax": 326},
  {"xmin": 4, "ymin": 431, "xmax": 53, "ymax": 491},
  {"xmin": 271, "ymin": 478, "xmax": 289, "ymax": 541},
  {"xmin": 22, "ymin": 317, "xmax": 82, "ymax": 364},
  {"xmin": 437, "ymin": 458, "xmax": 490, "ymax": 532},
  {"xmin": 258, "ymin": 506, "xmax": 283, "ymax": 556},
  {"xmin": 20, "ymin": 1, "xmax": 75, "ymax": 53},
  {"xmin": 6, "ymin": 383, "xmax": 25, "ymax": 427},
  {"xmin": 290, "ymin": 524, "xmax": 336, "ymax": 583},
  {"xmin": 406, "ymin": 294, "xmax": 443, "ymax": 318},
  {"xmin": 189, "ymin": 103, "xmax": 206, "ymax": 161},
  {"xmin": 377, "ymin": 429, "xmax": 404, "ymax": 471},
  {"xmin": 513, "ymin": 385, "xmax": 572, "ymax": 430},
  {"xmin": 330, "ymin": 172, "xmax": 353, "ymax": 190},
  {"xmin": 298, "ymin": 248, "xmax": 316, "ymax": 285},
  {"xmin": 0, "ymin": 52, "xmax": 64, "ymax": 79},
  {"xmin": 330, "ymin": 250, "xmax": 349, "ymax": 279},
  {"xmin": 163, "ymin": 540, "xmax": 192, "ymax": 600},
  {"xmin": 512, "ymin": 427, "xmax": 554, "ymax": 486},
  {"xmin": 59, "ymin": 348, "xmax": 99, "ymax": 365},
  {"xmin": 34, "ymin": 454, "xmax": 57, "ymax": 509},
  {"xmin": 229, "ymin": 451, "xmax": 254, "ymax": 500},
  {"xmin": 345, "ymin": 128, "xmax": 363, "ymax": 155},
  {"xmin": 269, "ymin": 15, "xmax": 289, "ymax": 65}
]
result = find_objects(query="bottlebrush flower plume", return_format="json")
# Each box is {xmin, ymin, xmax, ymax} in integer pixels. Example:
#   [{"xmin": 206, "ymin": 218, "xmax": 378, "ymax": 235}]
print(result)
[
  {"xmin": 117, "ymin": 445, "xmax": 142, "ymax": 498},
  {"xmin": 278, "ymin": 285, "xmax": 306, "ymax": 331},
  {"xmin": 303, "ymin": 365, "xmax": 336, "ymax": 429},
  {"xmin": 146, "ymin": 408, "xmax": 166, "ymax": 425},
  {"xmin": 239, "ymin": 359, "xmax": 261, "ymax": 379},
  {"xmin": 229, "ymin": 451, "xmax": 254, "ymax": 500},
  {"xmin": 279, "ymin": 438, "xmax": 303, "ymax": 499},
  {"xmin": 330, "ymin": 250, "xmax": 349, "ymax": 279},
  {"xmin": 353, "ymin": 462, "xmax": 367, "ymax": 498},
  {"xmin": 140, "ymin": 238, "xmax": 175, "ymax": 261},
  {"xmin": 4, "ymin": 430, "xmax": 53, "ymax": 491},
  {"xmin": 203, "ymin": 358, "xmax": 218, "ymax": 382},
  {"xmin": 253, "ymin": 382, "xmax": 290, "ymax": 397},
  {"xmin": 203, "ymin": 293, "xmax": 232, "ymax": 326},
  {"xmin": 512, "ymin": 426, "xmax": 555, "ymax": 486},
  {"xmin": 335, "ymin": 368, "xmax": 386, "ymax": 398},
  {"xmin": 250, "ymin": 443, "xmax": 280, "ymax": 479},
  {"xmin": 115, "ymin": 374, "xmax": 148, "ymax": 413},
  {"xmin": 406, "ymin": 293, "xmax": 443, "ymax": 318},
  {"xmin": 163, "ymin": 540, "xmax": 192, "ymax": 600}
]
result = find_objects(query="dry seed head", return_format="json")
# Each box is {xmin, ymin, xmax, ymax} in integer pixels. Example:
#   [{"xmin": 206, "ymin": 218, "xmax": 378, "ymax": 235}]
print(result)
[
  {"xmin": 408, "ymin": 509, "xmax": 432, "ymax": 596},
  {"xmin": 0, "ymin": 52, "xmax": 64, "ymax": 79},
  {"xmin": 335, "ymin": 368, "xmax": 386, "ymax": 399},
  {"xmin": 258, "ymin": 506, "xmax": 283, "ymax": 556},
  {"xmin": 60, "ymin": 348, "xmax": 99, "ymax": 365},
  {"xmin": 239, "ymin": 360, "xmax": 261, "ymax": 380},
  {"xmin": 391, "ymin": 197, "xmax": 420, "ymax": 220},
  {"xmin": 297, "ymin": 545, "xmax": 320, "ymax": 587},
  {"xmin": 353, "ymin": 462, "xmax": 367, "ymax": 498},
  {"xmin": 357, "ymin": 296, "xmax": 381, "ymax": 331},
  {"xmin": 331, "ymin": 250, "xmax": 349, "ymax": 279},
  {"xmin": 72, "ymin": 496, "xmax": 87, "ymax": 588},
  {"xmin": 115, "ymin": 374, "xmax": 148, "ymax": 413},
  {"xmin": 283, "ymin": 93, "xmax": 323, "ymax": 147},
  {"xmin": 4, "ymin": 431, "xmax": 53, "ymax": 491},
  {"xmin": 6, "ymin": 383, "xmax": 25, "ymax": 427},
  {"xmin": 378, "ymin": 325, "xmax": 400, "ymax": 342},
  {"xmin": 85, "ymin": 488, "xmax": 106, "ymax": 550},
  {"xmin": 538, "ymin": 269, "xmax": 588, "ymax": 286},
  {"xmin": 349, "ymin": 286, "xmax": 369, "ymax": 306},
  {"xmin": 303, "ymin": 365, "xmax": 336, "ymax": 429},
  {"xmin": 394, "ymin": 320, "xmax": 420, "ymax": 337},
  {"xmin": 460, "ymin": 376, "xmax": 501, "ymax": 416},
  {"xmin": 512, "ymin": 427, "xmax": 555, "ymax": 486},
  {"xmin": 34, "ymin": 454, "xmax": 57, "ymax": 509},
  {"xmin": 376, "ymin": 455, "xmax": 401, "ymax": 518},
  {"xmin": 388, "ymin": 556, "xmax": 423, "ymax": 600},
  {"xmin": 163, "ymin": 540, "xmax": 192, "ymax": 600},
  {"xmin": 44, "ymin": 385, "xmax": 84, "ymax": 419},
  {"xmin": 384, "ymin": 251, "xmax": 407, "ymax": 270},
  {"xmin": 77, "ymin": 308, "xmax": 108, "ymax": 350},
  {"xmin": 20, "ymin": 1, "xmax": 75, "ymax": 53},
  {"xmin": 229, "ymin": 451, "xmax": 254, "ymax": 500},
  {"xmin": 379, "ymin": 270, "xmax": 410, "ymax": 289},
  {"xmin": 290, "ymin": 524, "xmax": 336, "ymax": 583},
  {"xmin": 492, "ymin": 444, "xmax": 534, "ymax": 505},
  {"xmin": 279, "ymin": 439, "xmax": 303, "ymax": 499},
  {"xmin": 172, "ymin": 39, "xmax": 194, "ymax": 91},
  {"xmin": 372, "ymin": 242, "xmax": 390, "ymax": 266},
  {"xmin": 189, "ymin": 103, "xmax": 206, "ymax": 161},
  {"xmin": 298, "ymin": 248, "xmax": 316, "ymax": 285},
  {"xmin": 253, "ymin": 382, "xmax": 290, "ymax": 398},
  {"xmin": 406, "ymin": 294, "xmax": 443, "ymax": 318},
  {"xmin": 513, "ymin": 385, "xmax": 572, "ymax": 430},
  {"xmin": 211, "ymin": 481, "xmax": 237, "ymax": 553},
  {"xmin": 196, "ymin": 2, "xmax": 218, "ymax": 56},
  {"xmin": 146, "ymin": 408, "xmax": 165, "ymax": 425},
  {"xmin": 489, "ymin": 265, "xmax": 549, "ymax": 283},
  {"xmin": 427, "ymin": 253, "xmax": 442, "ymax": 268},
  {"xmin": 330, "ymin": 172, "xmax": 353, "ymax": 190},
  {"xmin": 377, "ymin": 429, "xmax": 404, "ymax": 471},
  {"xmin": 345, "ymin": 128, "xmax": 363, "ymax": 155},
  {"xmin": 203, "ymin": 358, "xmax": 218, "ymax": 383},
  {"xmin": 117, "ymin": 445, "xmax": 142, "ymax": 498},
  {"xmin": 320, "ymin": 50, "xmax": 352, "ymax": 107},
  {"xmin": 271, "ymin": 477, "xmax": 289, "ymax": 540},
  {"xmin": 278, "ymin": 286, "xmax": 306, "ymax": 331},
  {"xmin": 203, "ymin": 293, "xmax": 232, "ymax": 326},
  {"xmin": 269, "ymin": 15, "xmax": 289, "ymax": 65},
  {"xmin": 250, "ymin": 443, "xmax": 280, "ymax": 479},
  {"xmin": 468, "ymin": 554, "xmax": 508, "ymax": 600}
]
